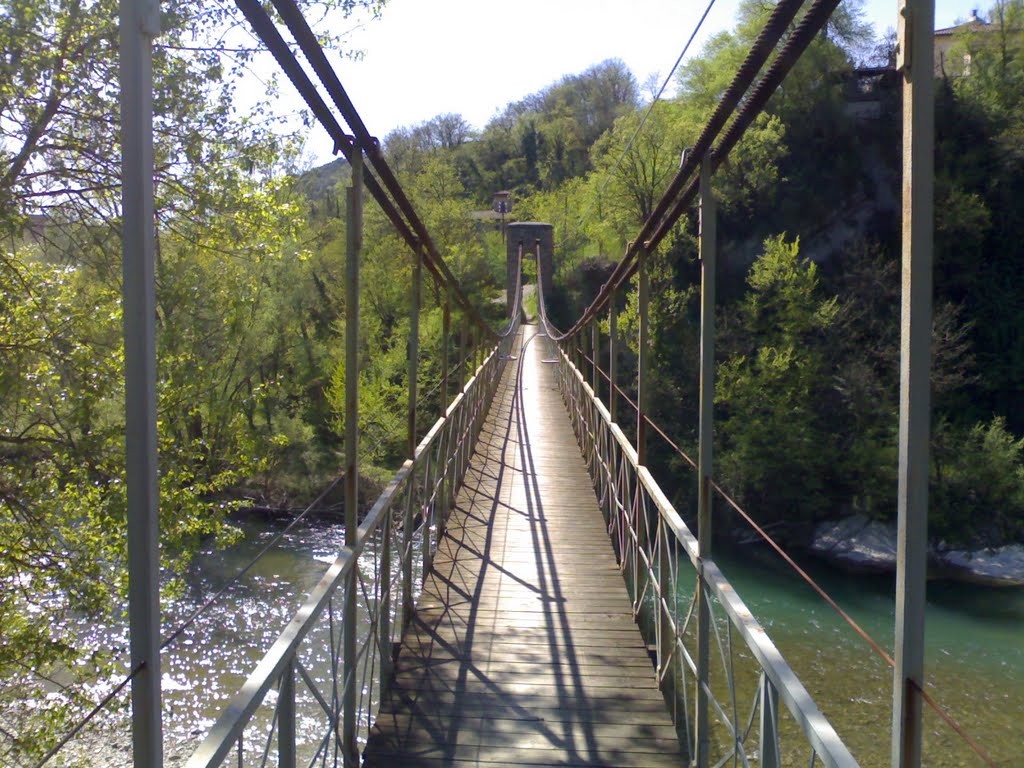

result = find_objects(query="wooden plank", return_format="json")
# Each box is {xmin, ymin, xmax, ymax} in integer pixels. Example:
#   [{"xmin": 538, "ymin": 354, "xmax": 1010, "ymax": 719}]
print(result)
[{"xmin": 363, "ymin": 326, "xmax": 685, "ymax": 768}]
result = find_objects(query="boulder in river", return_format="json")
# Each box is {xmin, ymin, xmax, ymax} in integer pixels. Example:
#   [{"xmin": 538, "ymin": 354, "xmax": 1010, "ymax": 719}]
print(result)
[
  {"xmin": 811, "ymin": 515, "xmax": 1024, "ymax": 586},
  {"xmin": 938, "ymin": 545, "xmax": 1024, "ymax": 587},
  {"xmin": 810, "ymin": 514, "xmax": 897, "ymax": 573}
]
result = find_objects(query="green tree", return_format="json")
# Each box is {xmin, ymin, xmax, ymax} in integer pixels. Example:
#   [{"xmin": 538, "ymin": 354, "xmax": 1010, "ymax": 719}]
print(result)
[
  {"xmin": 0, "ymin": 0, "xmax": 386, "ymax": 757},
  {"xmin": 716, "ymin": 235, "xmax": 839, "ymax": 522}
]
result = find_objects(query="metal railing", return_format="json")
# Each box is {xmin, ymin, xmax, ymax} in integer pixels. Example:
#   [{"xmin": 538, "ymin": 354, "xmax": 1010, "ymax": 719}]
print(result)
[
  {"xmin": 553, "ymin": 341, "xmax": 858, "ymax": 768},
  {"xmin": 113, "ymin": 0, "xmax": 526, "ymax": 760},
  {"xmin": 184, "ymin": 148, "xmax": 524, "ymax": 763},
  {"xmin": 527, "ymin": 0, "xmax": 947, "ymax": 764},
  {"xmin": 113, "ymin": 0, "xmax": 947, "ymax": 763},
  {"xmin": 186, "ymin": 323, "xmax": 520, "ymax": 768}
]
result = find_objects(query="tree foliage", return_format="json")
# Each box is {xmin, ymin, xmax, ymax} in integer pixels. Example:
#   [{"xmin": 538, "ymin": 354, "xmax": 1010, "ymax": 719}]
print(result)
[{"xmin": 0, "ymin": 0, "xmax": 390, "ymax": 758}]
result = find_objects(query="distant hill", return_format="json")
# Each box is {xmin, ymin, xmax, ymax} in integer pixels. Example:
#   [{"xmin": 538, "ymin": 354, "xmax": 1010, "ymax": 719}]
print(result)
[{"xmin": 293, "ymin": 157, "xmax": 349, "ymax": 203}]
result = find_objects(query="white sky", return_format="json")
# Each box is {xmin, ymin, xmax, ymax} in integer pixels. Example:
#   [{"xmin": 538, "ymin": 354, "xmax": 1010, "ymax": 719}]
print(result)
[{"xmin": 282, "ymin": 0, "xmax": 987, "ymax": 165}]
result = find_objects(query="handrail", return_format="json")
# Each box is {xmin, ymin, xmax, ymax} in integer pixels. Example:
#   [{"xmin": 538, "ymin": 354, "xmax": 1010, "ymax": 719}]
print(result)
[
  {"xmin": 177, "ymin": 17, "xmax": 528, "ymax": 750},
  {"xmin": 186, "ymin": 328, "xmax": 516, "ymax": 767},
  {"xmin": 186, "ymin": 550, "xmax": 356, "ymax": 767},
  {"xmin": 555, "ymin": 349, "xmax": 859, "ymax": 767}
]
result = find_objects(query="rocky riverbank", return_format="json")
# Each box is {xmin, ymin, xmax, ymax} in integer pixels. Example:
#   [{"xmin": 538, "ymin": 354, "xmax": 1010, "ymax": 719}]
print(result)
[
  {"xmin": 810, "ymin": 514, "xmax": 1024, "ymax": 586},
  {"xmin": 60, "ymin": 725, "xmax": 201, "ymax": 767}
]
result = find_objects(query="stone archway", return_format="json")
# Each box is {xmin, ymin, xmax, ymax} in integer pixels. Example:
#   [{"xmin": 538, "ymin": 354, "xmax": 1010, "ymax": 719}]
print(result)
[{"xmin": 506, "ymin": 221, "xmax": 554, "ymax": 316}]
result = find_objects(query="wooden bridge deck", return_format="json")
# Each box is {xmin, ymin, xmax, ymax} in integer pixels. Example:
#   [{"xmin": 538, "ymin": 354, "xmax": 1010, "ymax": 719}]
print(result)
[{"xmin": 363, "ymin": 325, "xmax": 684, "ymax": 768}]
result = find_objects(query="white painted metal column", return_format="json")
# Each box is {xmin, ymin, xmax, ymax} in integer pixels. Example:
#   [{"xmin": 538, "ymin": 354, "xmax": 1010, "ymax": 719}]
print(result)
[
  {"xmin": 609, "ymin": 301, "xmax": 618, "ymax": 423},
  {"xmin": 695, "ymin": 154, "xmax": 717, "ymax": 768},
  {"xmin": 343, "ymin": 150, "xmax": 363, "ymax": 767},
  {"xmin": 893, "ymin": 1, "xmax": 934, "ymax": 766},
  {"xmin": 637, "ymin": 255, "xmax": 649, "ymax": 466},
  {"xmin": 120, "ymin": 0, "xmax": 162, "ymax": 764},
  {"xmin": 403, "ymin": 245, "xmax": 421, "ymax": 630}
]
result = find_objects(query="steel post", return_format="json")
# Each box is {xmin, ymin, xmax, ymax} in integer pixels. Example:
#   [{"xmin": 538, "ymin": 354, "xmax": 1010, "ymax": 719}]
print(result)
[
  {"xmin": 892, "ymin": 1, "xmax": 934, "ymax": 766},
  {"xmin": 591, "ymin": 321, "xmax": 599, "ymax": 395},
  {"xmin": 442, "ymin": 292, "xmax": 451, "ymax": 422},
  {"xmin": 402, "ymin": 252, "xmax": 420, "ymax": 631},
  {"xmin": 343, "ymin": 151, "xmax": 363, "ymax": 767},
  {"xmin": 439, "ymin": 290, "xmax": 452, "ymax": 541},
  {"xmin": 460, "ymin": 313, "xmax": 469, "ymax": 388},
  {"xmin": 378, "ymin": 505, "xmax": 393, "ymax": 686},
  {"xmin": 278, "ymin": 660, "xmax": 296, "ymax": 768},
  {"xmin": 695, "ymin": 154, "xmax": 717, "ymax": 768},
  {"xmin": 421, "ymin": 449, "xmax": 434, "ymax": 578},
  {"xmin": 634, "ymin": 257, "xmax": 650, "ymax": 615},
  {"xmin": 759, "ymin": 672, "xmax": 781, "ymax": 768},
  {"xmin": 609, "ymin": 301, "xmax": 618, "ymax": 423},
  {"xmin": 120, "ymin": 0, "xmax": 162, "ymax": 764},
  {"xmin": 408, "ymin": 246, "xmax": 421, "ymax": 457},
  {"xmin": 657, "ymin": 517, "xmax": 673, "ymax": 685},
  {"xmin": 637, "ymin": 257, "xmax": 649, "ymax": 465},
  {"xmin": 410, "ymin": 251, "xmax": 425, "ymax": 591}
]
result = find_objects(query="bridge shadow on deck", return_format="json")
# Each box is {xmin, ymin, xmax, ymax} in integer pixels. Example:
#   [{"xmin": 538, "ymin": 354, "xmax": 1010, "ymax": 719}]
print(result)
[{"xmin": 363, "ymin": 327, "xmax": 683, "ymax": 768}]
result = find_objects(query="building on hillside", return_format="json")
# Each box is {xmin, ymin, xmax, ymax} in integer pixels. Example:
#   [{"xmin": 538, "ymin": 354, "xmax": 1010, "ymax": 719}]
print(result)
[{"xmin": 934, "ymin": 9, "xmax": 997, "ymax": 76}]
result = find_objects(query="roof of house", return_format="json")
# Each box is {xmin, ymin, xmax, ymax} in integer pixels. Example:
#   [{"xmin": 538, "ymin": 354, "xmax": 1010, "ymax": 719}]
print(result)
[{"xmin": 936, "ymin": 11, "xmax": 991, "ymax": 37}]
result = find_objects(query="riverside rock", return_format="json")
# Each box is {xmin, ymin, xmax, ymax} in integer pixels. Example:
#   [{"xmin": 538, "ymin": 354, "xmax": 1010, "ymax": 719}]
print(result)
[
  {"xmin": 810, "ymin": 514, "xmax": 897, "ymax": 573},
  {"xmin": 811, "ymin": 515, "xmax": 1024, "ymax": 586},
  {"xmin": 940, "ymin": 545, "xmax": 1024, "ymax": 587}
]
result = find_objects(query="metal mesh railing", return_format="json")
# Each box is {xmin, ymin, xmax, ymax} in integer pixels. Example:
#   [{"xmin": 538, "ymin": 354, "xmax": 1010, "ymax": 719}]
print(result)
[
  {"xmin": 553, "ymin": 344, "xmax": 858, "ymax": 767},
  {"xmin": 185, "ymin": 328, "xmax": 515, "ymax": 767}
]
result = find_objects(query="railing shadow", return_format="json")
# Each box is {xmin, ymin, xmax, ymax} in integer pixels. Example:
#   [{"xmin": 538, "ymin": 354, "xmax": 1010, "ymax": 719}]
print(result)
[{"xmin": 363, "ymin": 326, "xmax": 682, "ymax": 766}]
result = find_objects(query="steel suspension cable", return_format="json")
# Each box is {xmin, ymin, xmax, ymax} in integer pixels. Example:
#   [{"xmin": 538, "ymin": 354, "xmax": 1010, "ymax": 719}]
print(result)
[
  {"xmin": 578, "ymin": 0, "xmax": 718, "ymax": 232},
  {"xmin": 234, "ymin": 0, "xmax": 505, "ymax": 340},
  {"xmin": 233, "ymin": 0, "xmax": 416, "ymax": 249},
  {"xmin": 544, "ymin": 0, "xmax": 810, "ymax": 340},
  {"xmin": 644, "ymin": 0, "xmax": 844, "ymax": 254},
  {"xmin": 263, "ymin": 0, "xmax": 504, "ymax": 338}
]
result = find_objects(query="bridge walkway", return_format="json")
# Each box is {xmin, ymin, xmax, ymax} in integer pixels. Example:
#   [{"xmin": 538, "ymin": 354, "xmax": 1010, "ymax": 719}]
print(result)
[{"xmin": 362, "ymin": 325, "xmax": 684, "ymax": 767}]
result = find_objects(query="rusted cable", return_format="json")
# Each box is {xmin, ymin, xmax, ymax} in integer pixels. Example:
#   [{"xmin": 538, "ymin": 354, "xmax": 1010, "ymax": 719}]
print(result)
[
  {"xmin": 266, "ymin": 0, "xmax": 498, "ymax": 337},
  {"xmin": 233, "ymin": 0, "xmax": 420, "ymax": 254},
  {"xmin": 580, "ymin": 350, "xmax": 698, "ymax": 468},
  {"xmin": 645, "ymin": 0, "xmax": 843, "ymax": 253},
  {"xmin": 708, "ymin": 477, "xmax": 897, "ymax": 668},
  {"xmin": 910, "ymin": 680, "xmax": 1000, "ymax": 768},
  {"xmin": 586, "ymin": 345, "xmax": 898, "ymax": 665},
  {"xmin": 30, "ymin": 666, "xmax": 141, "ymax": 768}
]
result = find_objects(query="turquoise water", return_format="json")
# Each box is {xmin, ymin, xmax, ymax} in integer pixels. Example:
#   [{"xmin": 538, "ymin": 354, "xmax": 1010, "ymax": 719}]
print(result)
[
  {"xmin": 94, "ymin": 515, "xmax": 1020, "ymax": 764},
  {"xmin": 707, "ymin": 546, "xmax": 1024, "ymax": 766}
]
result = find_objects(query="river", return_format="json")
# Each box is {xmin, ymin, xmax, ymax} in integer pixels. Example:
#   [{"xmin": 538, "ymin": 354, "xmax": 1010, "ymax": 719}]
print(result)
[
  {"xmin": 77, "ymin": 515, "xmax": 1022, "ymax": 765},
  {"xmin": 709, "ymin": 546, "xmax": 1024, "ymax": 766}
]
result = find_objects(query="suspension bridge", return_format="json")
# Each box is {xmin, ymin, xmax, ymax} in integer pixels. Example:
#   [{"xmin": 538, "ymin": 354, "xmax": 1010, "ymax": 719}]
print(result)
[{"xmin": 35, "ymin": 0, "xmax": 1005, "ymax": 765}]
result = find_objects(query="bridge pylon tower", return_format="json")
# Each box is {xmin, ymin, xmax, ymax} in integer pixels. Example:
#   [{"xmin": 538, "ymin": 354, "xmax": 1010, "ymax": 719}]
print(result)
[{"xmin": 506, "ymin": 221, "xmax": 554, "ymax": 316}]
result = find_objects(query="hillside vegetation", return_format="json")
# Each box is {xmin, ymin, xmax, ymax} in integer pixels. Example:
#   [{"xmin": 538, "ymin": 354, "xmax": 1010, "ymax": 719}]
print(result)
[{"xmin": 2, "ymin": 0, "xmax": 1023, "ymax": 759}]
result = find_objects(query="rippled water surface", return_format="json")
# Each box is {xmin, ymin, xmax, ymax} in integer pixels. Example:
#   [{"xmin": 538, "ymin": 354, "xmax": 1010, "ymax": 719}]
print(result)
[
  {"xmin": 72, "ymin": 516, "xmax": 1022, "ymax": 765},
  {"xmin": 709, "ymin": 548, "xmax": 1024, "ymax": 766}
]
